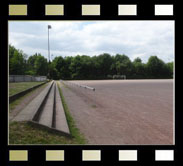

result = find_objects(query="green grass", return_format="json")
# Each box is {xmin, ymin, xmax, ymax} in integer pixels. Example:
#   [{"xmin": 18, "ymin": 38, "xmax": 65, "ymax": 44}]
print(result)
[
  {"xmin": 9, "ymin": 82, "xmax": 87, "ymax": 145},
  {"xmin": 10, "ymin": 96, "xmax": 25, "ymax": 112},
  {"xmin": 57, "ymin": 82, "xmax": 87, "ymax": 144},
  {"xmin": 9, "ymin": 121, "xmax": 75, "ymax": 144},
  {"xmin": 9, "ymin": 82, "xmax": 45, "ymax": 96},
  {"xmin": 62, "ymin": 82, "xmax": 71, "ymax": 90}
]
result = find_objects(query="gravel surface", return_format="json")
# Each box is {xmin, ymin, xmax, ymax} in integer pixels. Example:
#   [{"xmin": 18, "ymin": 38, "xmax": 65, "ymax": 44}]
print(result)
[{"xmin": 61, "ymin": 79, "xmax": 174, "ymax": 145}]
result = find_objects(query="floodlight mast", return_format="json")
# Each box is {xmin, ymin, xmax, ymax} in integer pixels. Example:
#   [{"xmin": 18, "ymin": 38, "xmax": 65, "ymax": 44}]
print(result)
[
  {"xmin": 47, "ymin": 25, "xmax": 52, "ymax": 79},
  {"xmin": 48, "ymin": 25, "xmax": 52, "ymax": 62}
]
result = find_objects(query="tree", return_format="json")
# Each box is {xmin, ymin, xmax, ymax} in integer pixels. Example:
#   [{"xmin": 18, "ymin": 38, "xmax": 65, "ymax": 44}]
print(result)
[
  {"xmin": 26, "ymin": 53, "xmax": 48, "ymax": 76},
  {"xmin": 79, "ymin": 55, "xmax": 94, "ymax": 79},
  {"xmin": 146, "ymin": 56, "xmax": 167, "ymax": 78},
  {"xmin": 95, "ymin": 53, "xmax": 113, "ymax": 78},
  {"xmin": 26, "ymin": 54, "xmax": 38, "ymax": 75},
  {"xmin": 9, "ymin": 45, "xmax": 27, "ymax": 75},
  {"xmin": 166, "ymin": 62, "xmax": 174, "ymax": 78},
  {"xmin": 69, "ymin": 55, "xmax": 83, "ymax": 79},
  {"xmin": 49, "ymin": 63, "xmax": 59, "ymax": 80},
  {"xmin": 63, "ymin": 56, "xmax": 72, "ymax": 79},
  {"xmin": 133, "ymin": 57, "xmax": 142, "ymax": 63},
  {"xmin": 111, "ymin": 54, "xmax": 133, "ymax": 77},
  {"xmin": 132, "ymin": 57, "xmax": 146, "ymax": 78},
  {"xmin": 9, "ymin": 45, "xmax": 173, "ymax": 80},
  {"xmin": 52, "ymin": 56, "xmax": 71, "ymax": 79},
  {"xmin": 34, "ymin": 54, "xmax": 48, "ymax": 76}
]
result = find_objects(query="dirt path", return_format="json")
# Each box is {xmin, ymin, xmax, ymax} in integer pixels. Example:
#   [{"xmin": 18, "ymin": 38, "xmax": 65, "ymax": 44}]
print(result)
[
  {"xmin": 61, "ymin": 80, "xmax": 173, "ymax": 145},
  {"xmin": 9, "ymin": 83, "xmax": 49, "ymax": 121}
]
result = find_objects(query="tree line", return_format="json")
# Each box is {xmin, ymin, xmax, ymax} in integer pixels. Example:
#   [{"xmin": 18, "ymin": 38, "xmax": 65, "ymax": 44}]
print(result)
[{"xmin": 9, "ymin": 45, "xmax": 173, "ymax": 80}]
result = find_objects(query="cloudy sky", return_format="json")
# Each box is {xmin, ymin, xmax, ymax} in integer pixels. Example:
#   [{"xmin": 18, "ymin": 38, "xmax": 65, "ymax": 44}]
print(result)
[{"xmin": 9, "ymin": 21, "xmax": 174, "ymax": 63}]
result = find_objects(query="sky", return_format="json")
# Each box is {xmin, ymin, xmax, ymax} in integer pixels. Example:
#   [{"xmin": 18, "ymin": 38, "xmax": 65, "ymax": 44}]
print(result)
[{"xmin": 9, "ymin": 21, "xmax": 174, "ymax": 63}]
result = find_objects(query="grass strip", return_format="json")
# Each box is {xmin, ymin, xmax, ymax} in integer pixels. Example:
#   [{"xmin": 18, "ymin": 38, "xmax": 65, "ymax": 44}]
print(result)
[
  {"xmin": 57, "ymin": 81, "xmax": 87, "ymax": 144},
  {"xmin": 9, "ymin": 82, "xmax": 45, "ymax": 96},
  {"xmin": 9, "ymin": 121, "xmax": 74, "ymax": 144}
]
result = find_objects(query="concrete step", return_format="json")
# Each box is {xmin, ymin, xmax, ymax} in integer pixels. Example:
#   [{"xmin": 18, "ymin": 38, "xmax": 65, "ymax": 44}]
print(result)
[
  {"xmin": 38, "ymin": 82, "xmax": 55, "ymax": 128},
  {"xmin": 13, "ymin": 81, "xmax": 54, "ymax": 122},
  {"xmin": 13, "ymin": 80, "xmax": 71, "ymax": 137},
  {"xmin": 54, "ymin": 82, "xmax": 70, "ymax": 135}
]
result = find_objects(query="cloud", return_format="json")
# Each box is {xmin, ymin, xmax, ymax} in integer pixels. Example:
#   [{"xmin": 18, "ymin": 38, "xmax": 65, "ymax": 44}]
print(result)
[{"xmin": 9, "ymin": 21, "xmax": 174, "ymax": 62}]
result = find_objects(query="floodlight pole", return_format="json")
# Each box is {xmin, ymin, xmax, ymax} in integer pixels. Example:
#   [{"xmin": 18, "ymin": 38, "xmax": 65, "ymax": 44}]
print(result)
[
  {"xmin": 47, "ymin": 25, "xmax": 52, "ymax": 79},
  {"xmin": 48, "ymin": 25, "xmax": 51, "ymax": 62}
]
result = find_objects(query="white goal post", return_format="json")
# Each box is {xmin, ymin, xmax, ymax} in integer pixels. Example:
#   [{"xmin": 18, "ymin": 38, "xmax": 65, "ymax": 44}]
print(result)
[{"xmin": 112, "ymin": 75, "xmax": 126, "ymax": 80}]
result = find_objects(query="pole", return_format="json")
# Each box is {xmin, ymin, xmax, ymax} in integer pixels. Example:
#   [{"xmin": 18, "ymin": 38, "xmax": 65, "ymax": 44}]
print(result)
[
  {"xmin": 48, "ymin": 27, "xmax": 50, "ymax": 62},
  {"xmin": 47, "ymin": 25, "xmax": 52, "ymax": 79}
]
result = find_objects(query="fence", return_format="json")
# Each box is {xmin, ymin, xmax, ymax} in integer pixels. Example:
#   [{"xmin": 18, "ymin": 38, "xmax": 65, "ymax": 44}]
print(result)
[{"xmin": 9, "ymin": 75, "xmax": 47, "ymax": 82}]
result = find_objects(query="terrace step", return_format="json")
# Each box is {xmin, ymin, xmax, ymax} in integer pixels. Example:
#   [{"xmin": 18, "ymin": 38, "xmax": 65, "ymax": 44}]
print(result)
[
  {"xmin": 38, "ymin": 82, "xmax": 55, "ymax": 128},
  {"xmin": 54, "ymin": 82, "xmax": 70, "ymax": 135},
  {"xmin": 13, "ymin": 81, "xmax": 54, "ymax": 121},
  {"xmin": 13, "ymin": 80, "xmax": 70, "ymax": 137}
]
